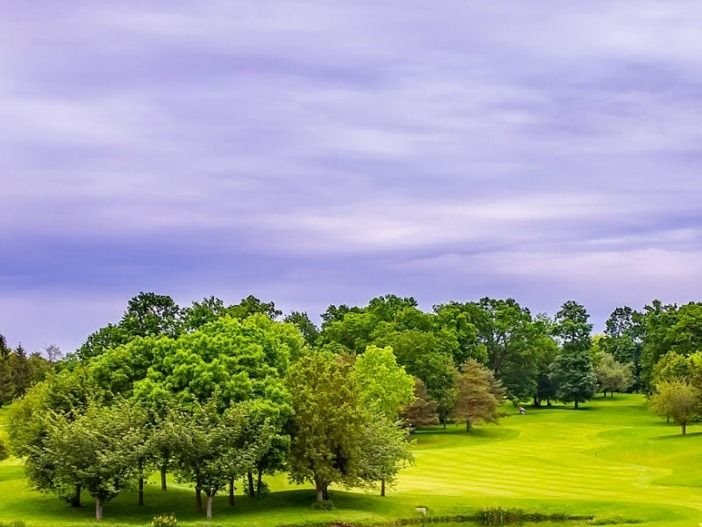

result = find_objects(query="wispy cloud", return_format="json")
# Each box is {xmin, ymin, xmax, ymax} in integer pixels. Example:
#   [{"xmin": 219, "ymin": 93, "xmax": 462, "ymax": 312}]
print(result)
[{"xmin": 2, "ymin": 1, "xmax": 702, "ymax": 350}]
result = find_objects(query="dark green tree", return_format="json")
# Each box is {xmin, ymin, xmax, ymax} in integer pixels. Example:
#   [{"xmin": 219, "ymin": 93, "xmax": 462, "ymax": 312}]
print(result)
[{"xmin": 549, "ymin": 301, "xmax": 596, "ymax": 409}]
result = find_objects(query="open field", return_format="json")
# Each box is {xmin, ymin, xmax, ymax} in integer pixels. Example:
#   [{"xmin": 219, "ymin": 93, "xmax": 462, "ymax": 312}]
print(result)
[{"xmin": 0, "ymin": 395, "xmax": 700, "ymax": 526}]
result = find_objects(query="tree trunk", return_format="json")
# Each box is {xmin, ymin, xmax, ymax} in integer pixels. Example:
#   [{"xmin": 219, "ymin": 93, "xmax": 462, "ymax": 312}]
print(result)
[
  {"xmin": 229, "ymin": 477, "xmax": 235, "ymax": 506},
  {"xmin": 610, "ymin": 391, "xmax": 614, "ymax": 399},
  {"xmin": 314, "ymin": 478, "xmax": 327, "ymax": 502},
  {"xmin": 138, "ymin": 473, "xmax": 144, "ymax": 506},
  {"xmin": 160, "ymin": 465, "xmax": 168, "ymax": 491},
  {"xmin": 682, "ymin": 422, "xmax": 687, "ymax": 435},
  {"xmin": 465, "ymin": 419, "xmax": 472, "ymax": 432},
  {"xmin": 380, "ymin": 478, "xmax": 386, "ymax": 497},
  {"xmin": 575, "ymin": 400, "xmax": 579, "ymax": 409},
  {"xmin": 195, "ymin": 487, "xmax": 203, "ymax": 513},
  {"xmin": 70, "ymin": 484, "xmax": 81, "ymax": 507},
  {"xmin": 247, "ymin": 470, "xmax": 255, "ymax": 497},
  {"xmin": 95, "ymin": 496, "xmax": 103, "ymax": 521},
  {"xmin": 256, "ymin": 468, "xmax": 263, "ymax": 497},
  {"xmin": 206, "ymin": 494, "xmax": 213, "ymax": 520}
]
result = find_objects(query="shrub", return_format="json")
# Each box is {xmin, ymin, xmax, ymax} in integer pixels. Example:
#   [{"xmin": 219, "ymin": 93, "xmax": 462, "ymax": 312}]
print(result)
[
  {"xmin": 152, "ymin": 513, "xmax": 178, "ymax": 527},
  {"xmin": 310, "ymin": 499, "xmax": 335, "ymax": 510}
]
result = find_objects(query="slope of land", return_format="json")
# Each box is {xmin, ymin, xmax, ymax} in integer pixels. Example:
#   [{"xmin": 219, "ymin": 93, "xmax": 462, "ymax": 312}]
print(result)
[{"xmin": 0, "ymin": 395, "xmax": 700, "ymax": 526}]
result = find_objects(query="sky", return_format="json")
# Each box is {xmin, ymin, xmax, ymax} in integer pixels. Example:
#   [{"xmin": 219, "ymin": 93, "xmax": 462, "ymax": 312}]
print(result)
[{"xmin": 2, "ymin": 1, "xmax": 702, "ymax": 353}]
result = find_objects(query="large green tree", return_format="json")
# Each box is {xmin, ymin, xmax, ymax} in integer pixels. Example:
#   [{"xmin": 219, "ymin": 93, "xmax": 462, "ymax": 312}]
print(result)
[
  {"xmin": 549, "ymin": 301, "xmax": 596, "ymax": 409},
  {"xmin": 287, "ymin": 349, "xmax": 366, "ymax": 503}
]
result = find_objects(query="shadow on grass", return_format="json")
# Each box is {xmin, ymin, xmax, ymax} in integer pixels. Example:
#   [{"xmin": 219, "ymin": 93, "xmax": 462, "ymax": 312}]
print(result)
[{"xmin": 652, "ymin": 431, "xmax": 702, "ymax": 441}]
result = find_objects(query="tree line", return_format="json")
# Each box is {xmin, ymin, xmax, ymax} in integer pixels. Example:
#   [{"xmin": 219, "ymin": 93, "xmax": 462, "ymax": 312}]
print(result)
[{"xmin": 6, "ymin": 293, "xmax": 702, "ymax": 520}]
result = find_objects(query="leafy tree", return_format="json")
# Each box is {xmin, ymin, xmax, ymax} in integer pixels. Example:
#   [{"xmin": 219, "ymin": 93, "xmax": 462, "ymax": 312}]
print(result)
[
  {"xmin": 287, "ymin": 349, "xmax": 366, "ymax": 503},
  {"xmin": 8, "ymin": 366, "xmax": 106, "ymax": 508},
  {"xmin": 595, "ymin": 353, "xmax": 633, "ymax": 397},
  {"xmin": 601, "ymin": 306, "xmax": 643, "ymax": 391},
  {"xmin": 170, "ymin": 400, "xmax": 273, "ymax": 519},
  {"xmin": 120, "ymin": 292, "xmax": 182, "ymax": 338},
  {"xmin": 650, "ymin": 379, "xmax": 699, "ymax": 435},
  {"xmin": 44, "ymin": 400, "xmax": 145, "ymax": 520},
  {"xmin": 228, "ymin": 295, "xmax": 282, "ymax": 320},
  {"xmin": 401, "ymin": 378, "xmax": 438, "ymax": 428},
  {"xmin": 77, "ymin": 324, "xmax": 130, "ymax": 361},
  {"xmin": 652, "ymin": 352, "xmax": 692, "ymax": 385},
  {"xmin": 640, "ymin": 300, "xmax": 679, "ymax": 391},
  {"xmin": 352, "ymin": 345, "xmax": 414, "ymax": 495},
  {"xmin": 453, "ymin": 359, "xmax": 502, "ymax": 431},
  {"xmin": 374, "ymin": 330, "xmax": 458, "ymax": 426},
  {"xmin": 531, "ymin": 315, "xmax": 559, "ymax": 407},
  {"xmin": 180, "ymin": 296, "xmax": 227, "ymax": 332},
  {"xmin": 358, "ymin": 417, "xmax": 412, "ymax": 497},
  {"xmin": 352, "ymin": 345, "xmax": 414, "ymax": 419},
  {"xmin": 284, "ymin": 311, "xmax": 320, "ymax": 346},
  {"xmin": 550, "ymin": 301, "xmax": 596, "ymax": 409},
  {"xmin": 433, "ymin": 302, "xmax": 484, "ymax": 366}
]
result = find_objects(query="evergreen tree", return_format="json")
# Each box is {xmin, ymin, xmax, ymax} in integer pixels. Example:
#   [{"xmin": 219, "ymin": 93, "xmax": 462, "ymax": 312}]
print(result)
[{"xmin": 452, "ymin": 359, "xmax": 503, "ymax": 431}]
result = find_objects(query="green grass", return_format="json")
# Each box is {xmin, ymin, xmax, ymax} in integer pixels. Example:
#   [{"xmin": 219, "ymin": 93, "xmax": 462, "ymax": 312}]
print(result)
[{"xmin": 0, "ymin": 395, "xmax": 701, "ymax": 526}]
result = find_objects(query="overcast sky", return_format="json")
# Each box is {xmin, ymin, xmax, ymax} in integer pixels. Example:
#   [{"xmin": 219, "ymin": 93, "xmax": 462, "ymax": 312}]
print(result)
[{"xmin": 3, "ymin": 2, "xmax": 702, "ymax": 352}]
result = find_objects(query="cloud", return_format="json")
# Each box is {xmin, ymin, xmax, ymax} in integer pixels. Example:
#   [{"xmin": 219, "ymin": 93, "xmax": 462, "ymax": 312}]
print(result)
[{"xmin": 1, "ymin": 1, "xmax": 702, "ymax": 350}]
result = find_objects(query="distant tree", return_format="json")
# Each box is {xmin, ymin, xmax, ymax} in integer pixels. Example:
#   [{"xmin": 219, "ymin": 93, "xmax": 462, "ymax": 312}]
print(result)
[
  {"xmin": 401, "ymin": 378, "xmax": 438, "ymax": 428},
  {"xmin": 601, "ymin": 306, "xmax": 643, "ymax": 391},
  {"xmin": 532, "ymin": 316, "xmax": 559, "ymax": 407},
  {"xmin": 11, "ymin": 345, "xmax": 31, "ymax": 397},
  {"xmin": 77, "ymin": 324, "xmax": 130, "ymax": 361},
  {"xmin": 284, "ymin": 311, "xmax": 320, "ymax": 346},
  {"xmin": 453, "ymin": 359, "xmax": 502, "ymax": 431},
  {"xmin": 550, "ymin": 301, "xmax": 596, "ymax": 409},
  {"xmin": 652, "ymin": 352, "xmax": 692, "ymax": 385},
  {"xmin": 44, "ymin": 344, "xmax": 64, "ymax": 363},
  {"xmin": 375, "ymin": 330, "xmax": 458, "ymax": 427},
  {"xmin": 640, "ymin": 300, "xmax": 679, "ymax": 391},
  {"xmin": 595, "ymin": 353, "xmax": 634, "ymax": 398},
  {"xmin": 0, "ymin": 341, "xmax": 14, "ymax": 405},
  {"xmin": 228, "ymin": 295, "xmax": 282, "ymax": 320},
  {"xmin": 120, "ymin": 292, "xmax": 182, "ymax": 338},
  {"xmin": 650, "ymin": 380, "xmax": 698, "ymax": 435},
  {"xmin": 180, "ymin": 296, "xmax": 227, "ymax": 331}
]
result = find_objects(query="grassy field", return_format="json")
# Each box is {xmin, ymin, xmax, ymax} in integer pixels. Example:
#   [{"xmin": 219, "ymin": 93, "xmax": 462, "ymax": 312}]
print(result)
[{"xmin": 0, "ymin": 394, "xmax": 701, "ymax": 526}]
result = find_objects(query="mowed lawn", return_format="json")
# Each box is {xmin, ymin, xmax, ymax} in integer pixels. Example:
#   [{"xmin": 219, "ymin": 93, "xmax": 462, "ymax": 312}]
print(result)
[{"xmin": 0, "ymin": 395, "xmax": 701, "ymax": 526}]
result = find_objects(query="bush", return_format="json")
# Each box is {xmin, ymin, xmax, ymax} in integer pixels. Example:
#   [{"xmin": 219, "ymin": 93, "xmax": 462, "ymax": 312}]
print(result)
[
  {"xmin": 310, "ymin": 499, "xmax": 335, "ymax": 510},
  {"xmin": 152, "ymin": 513, "xmax": 178, "ymax": 527}
]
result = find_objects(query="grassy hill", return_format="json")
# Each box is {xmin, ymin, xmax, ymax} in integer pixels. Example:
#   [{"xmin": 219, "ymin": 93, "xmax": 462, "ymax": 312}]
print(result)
[{"xmin": 0, "ymin": 394, "xmax": 700, "ymax": 526}]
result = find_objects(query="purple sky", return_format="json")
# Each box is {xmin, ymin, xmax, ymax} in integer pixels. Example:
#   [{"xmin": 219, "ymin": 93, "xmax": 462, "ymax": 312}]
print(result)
[{"xmin": 3, "ymin": 2, "xmax": 702, "ymax": 353}]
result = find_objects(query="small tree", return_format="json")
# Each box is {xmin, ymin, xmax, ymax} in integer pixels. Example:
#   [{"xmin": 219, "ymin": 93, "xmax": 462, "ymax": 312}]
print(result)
[
  {"xmin": 287, "ymin": 350, "xmax": 366, "ymax": 503},
  {"xmin": 402, "ymin": 378, "xmax": 438, "ymax": 428},
  {"xmin": 453, "ymin": 359, "xmax": 501, "ymax": 432},
  {"xmin": 170, "ymin": 400, "xmax": 270, "ymax": 519},
  {"xmin": 650, "ymin": 379, "xmax": 699, "ymax": 435},
  {"xmin": 358, "ymin": 417, "xmax": 413, "ymax": 497},
  {"xmin": 44, "ymin": 400, "xmax": 145, "ymax": 520},
  {"xmin": 595, "ymin": 353, "xmax": 634, "ymax": 397}
]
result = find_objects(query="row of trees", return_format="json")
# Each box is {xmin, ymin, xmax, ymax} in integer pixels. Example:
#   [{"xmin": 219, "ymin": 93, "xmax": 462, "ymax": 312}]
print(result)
[
  {"xmin": 9, "ymin": 309, "xmax": 417, "ymax": 521},
  {"xmin": 0, "ymin": 334, "xmax": 54, "ymax": 406},
  {"xmin": 9, "ymin": 292, "xmax": 702, "ymax": 519}
]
